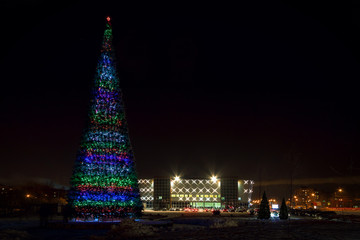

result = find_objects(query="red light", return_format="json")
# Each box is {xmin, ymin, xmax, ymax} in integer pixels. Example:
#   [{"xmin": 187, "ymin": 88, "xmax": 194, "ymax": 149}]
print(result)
[{"xmin": 106, "ymin": 16, "xmax": 111, "ymax": 22}]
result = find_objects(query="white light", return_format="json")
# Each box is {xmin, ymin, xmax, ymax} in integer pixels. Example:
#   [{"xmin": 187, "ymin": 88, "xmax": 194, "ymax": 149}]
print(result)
[
  {"xmin": 174, "ymin": 176, "xmax": 180, "ymax": 182},
  {"xmin": 211, "ymin": 176, "xmax": 217, "ymax": 183}
]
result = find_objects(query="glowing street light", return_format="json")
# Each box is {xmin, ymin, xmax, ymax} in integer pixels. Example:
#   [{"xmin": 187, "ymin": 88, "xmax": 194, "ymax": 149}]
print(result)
[
  {"xmin": 26, "ymin": 194, "xmax": 30, "ymax": 198},
  {"xmin": 211, "ymin": 175, "xmax": 218, "ymax": 183}
]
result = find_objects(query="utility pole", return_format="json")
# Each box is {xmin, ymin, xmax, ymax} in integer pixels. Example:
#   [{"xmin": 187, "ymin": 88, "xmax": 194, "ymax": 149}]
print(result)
[{"xmin": 258, "ymin": 167, "xmax": 262, "ymax": 203}]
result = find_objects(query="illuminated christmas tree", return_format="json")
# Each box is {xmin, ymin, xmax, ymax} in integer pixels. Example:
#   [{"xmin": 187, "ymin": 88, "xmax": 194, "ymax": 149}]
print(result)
[{"xmin": 68, "ymin": 17, "xmax": 142, "ymax": 220}]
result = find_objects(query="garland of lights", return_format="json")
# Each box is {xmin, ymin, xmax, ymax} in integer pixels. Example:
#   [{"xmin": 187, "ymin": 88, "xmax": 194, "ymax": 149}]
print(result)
[{"xmin": 68, "ymin": 17, "xmax": 142, "ymax": 220}]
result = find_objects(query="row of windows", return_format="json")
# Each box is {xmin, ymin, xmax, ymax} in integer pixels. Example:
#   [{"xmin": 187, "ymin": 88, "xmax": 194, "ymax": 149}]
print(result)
[
  {"xmin": 171, "ymin": 194, "xmax": 220, "ymax": 198},
  {"xmin": 156, "ymin": 196, "xmax": 242, "ymax": 201}
]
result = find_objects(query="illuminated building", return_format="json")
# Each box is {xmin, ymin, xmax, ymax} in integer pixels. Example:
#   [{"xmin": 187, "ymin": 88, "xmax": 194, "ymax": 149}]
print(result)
[
  {"xmin": 330, "ymin": 187, "xmax": 353, "ymax": 208},
  {"xmin": 138, "ymin": 177, "xmax": 254, "ymax": 209},
  {"xmin": 292, "ymin": 187, "xmax": 320, "ymax": 209}
]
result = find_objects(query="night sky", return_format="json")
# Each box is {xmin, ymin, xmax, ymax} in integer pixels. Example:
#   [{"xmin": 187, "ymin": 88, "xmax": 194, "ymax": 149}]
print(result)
[{"xmin": 1, "ymin": 1, "xmax": 360, "ymax": 198}]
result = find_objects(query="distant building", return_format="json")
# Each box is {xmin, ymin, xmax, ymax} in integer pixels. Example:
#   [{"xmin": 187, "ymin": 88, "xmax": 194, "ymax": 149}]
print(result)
[
  {"xmin": 330, "ymin": 188, "xmax": 353, "ymax": 208},
  {"xmin": 138, "ymin": 177, "xmax": 254, "ymax": 209},
  {"xmin": 292, "ymin": 187, "xmax": 320, "ymax": 209}
]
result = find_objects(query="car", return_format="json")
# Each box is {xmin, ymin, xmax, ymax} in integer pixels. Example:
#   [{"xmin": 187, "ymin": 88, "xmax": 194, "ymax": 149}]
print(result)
[
  {"xmin": 270, "ymin": 210, "xmax": 279, "ymax": 217},
  {"xmin": 192, "ymin": 208, "xmax": 199, "ymax": 212},
  {"xmin": 212, "ymin": 209, "xmax": 221, "ymax": 216},
  {"xmin": 236, "ymin": 208, "xmax": 246, "ymax": 212},
  {"xmin": 247, "ymin": 208, "xmax": 256, "ymax": 215},
  {"xmin": 169, "ymin": 208, "xmax": 176, "ymax": 211},
  {"xmin": 184, "ymin": 207, "xmax": 191, "ymax": 212}
]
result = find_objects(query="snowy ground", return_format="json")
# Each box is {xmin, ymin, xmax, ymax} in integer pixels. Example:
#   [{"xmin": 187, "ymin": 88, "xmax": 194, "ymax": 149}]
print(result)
[{"xmin": 0, "ymin": 211, "xmax": 360, "ymax": 239}]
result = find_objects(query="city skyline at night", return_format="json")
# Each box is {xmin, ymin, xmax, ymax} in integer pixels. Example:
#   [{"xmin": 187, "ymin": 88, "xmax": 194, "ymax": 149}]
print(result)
[{"xmin": 0, "ymin": 1, "xmax": 359, "ymax": 200}]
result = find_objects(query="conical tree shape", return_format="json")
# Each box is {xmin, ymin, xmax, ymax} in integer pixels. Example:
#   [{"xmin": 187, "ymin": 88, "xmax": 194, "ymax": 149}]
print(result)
[
  {"xmin": 258, "ymin": 191, "xmax": 270, "ymax": 219},
  {"xmin": 68, "ymin": 17, "xmax": 142, "ymax": 220},
  {"xmin": 279, "ymin": 198, "xmax": 288, "ymax": 219}
]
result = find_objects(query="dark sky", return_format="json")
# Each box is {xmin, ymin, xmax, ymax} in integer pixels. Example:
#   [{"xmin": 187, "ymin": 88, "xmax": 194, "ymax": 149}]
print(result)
[{"xmin": 1, "ymin": 1, "xmax": 360, "ymax": 197}]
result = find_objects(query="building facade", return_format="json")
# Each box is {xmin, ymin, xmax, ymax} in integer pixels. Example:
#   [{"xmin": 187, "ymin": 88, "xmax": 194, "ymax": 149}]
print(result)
[
  {"xmin": 292, "ymin": 187, "xmax": 320, "ymax": 209},
  {"xmin": 138, "ymin": 177, "xmax": 254, "ymax": 210}
]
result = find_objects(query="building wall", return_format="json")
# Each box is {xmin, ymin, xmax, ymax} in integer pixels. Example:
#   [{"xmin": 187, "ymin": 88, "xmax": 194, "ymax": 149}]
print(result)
[
  {"xmin": 138, "ymin": 179, "xmax": 154, "ymax": 209},
  {"xmin": 171, "ymin": 178, "xmax": 221, "ymax": 208},
  {"xmin": 138, "ymin": 177, "xmax": 254, "ymax": 209},
  {"xmin": 238, "ymin": 180, "xmax": 254, "ymax": 205},
  {"xmin": 153, "ymin": 178, "xmax": 171, "ymax": 210},
  {"xmin": 220, "ymin": 178, "xmax": 238, "ymax": 207}
]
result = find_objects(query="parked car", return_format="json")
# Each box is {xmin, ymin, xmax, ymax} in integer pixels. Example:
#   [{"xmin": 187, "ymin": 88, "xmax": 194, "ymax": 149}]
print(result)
[
  {"xmin": 236, "ymin": 208, "xmax": 247, "ymax": 212},
  {"xmin": 270, "ymin": 210, "xmax": 279, "ymax": 217},
  {"xmin": 212, "ymin": 209, "xmax": 221, "ymax": 216}
]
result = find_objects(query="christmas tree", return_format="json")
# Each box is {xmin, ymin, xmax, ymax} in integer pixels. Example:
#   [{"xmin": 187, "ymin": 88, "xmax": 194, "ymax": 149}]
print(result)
[
  {"xmin": 279, "ymin": 198, "xmax": 288, "ymax": 219},
  {"xmin": 68, "ymin": 17, "xmax": 142, "ymax": 220},
  {"xmin": 258, "ymin": 191, "xmax": 270, "ymax": 219}
]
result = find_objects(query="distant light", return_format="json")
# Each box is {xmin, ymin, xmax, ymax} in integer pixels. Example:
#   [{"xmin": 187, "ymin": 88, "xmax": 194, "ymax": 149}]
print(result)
[
  {"xmin": 26, "ymin": 194, "xmax": 30, "ymax": 198},
  {"xmin": 338, "ymin": 188, "xmax": 343, "ymax": 192},
  {"xmin": 106, "ymin": 16, "xmax": 111, "ymax": 22},
  {"xmin": 211, "ymin": 176, "xmax": 217, "ymax": 183},
  {"xmin": 271, "ymin": 212, "xmax": 277, "ymax": 217},
  {"xmin": 272, "ymin": 204, "xmax": 279, "ymax": 209},
  {"xmin": 174, "ymin": 176, "xmax": 180, "ymax": 182}
]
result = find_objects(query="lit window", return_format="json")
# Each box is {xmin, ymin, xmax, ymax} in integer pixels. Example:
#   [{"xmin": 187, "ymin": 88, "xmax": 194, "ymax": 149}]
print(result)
[
  {"xmin": 200, "ymin": 195, "xmax": 203, "ymax": 197},
  {"xmin": 171, "ymin": 194, "xmax": 176, "ymax": 197},
  {"xmin": 210, "ymin": 195, "xmax": 213, "ymax": 197},
  {"xmin": 185, "ymin": 195, "xmax": 188, "ymax": 197},
  {"xmin": 196, "ymin": 195, "xmax": 199, "ymax": 197},
  {"xmin": 214, "ymin": 195, "xmax": 217, "ymax": 198},
  {"xmin": 159, "ymin": 196, "xmax": 162, "ymax": 200},
  {"xmin": 189, "ymin": 195, "xmax": 192, "ymax": 197},
  {"xmin": 205, "ymin": 195, "xmax": 209, "ymax": 198},
  {"xmin": 176, "ymin": 194, "xmax": 179, "ymax": 197},
  {"xmin": 180, "ymin": 194, "xmax": 184, "ymax": 197}
]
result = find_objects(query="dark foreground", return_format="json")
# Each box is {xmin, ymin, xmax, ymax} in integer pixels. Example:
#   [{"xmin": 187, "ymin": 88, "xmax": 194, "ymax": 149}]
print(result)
[{"xmin": 1, "ymin": 212, "xmax": 360, "ymax": 240}]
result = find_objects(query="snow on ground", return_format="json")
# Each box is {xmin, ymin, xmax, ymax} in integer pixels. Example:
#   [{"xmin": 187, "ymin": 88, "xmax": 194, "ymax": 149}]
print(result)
[{"xmin": 1, "ymin": 212, "xmax": 360, "ymax": 239}]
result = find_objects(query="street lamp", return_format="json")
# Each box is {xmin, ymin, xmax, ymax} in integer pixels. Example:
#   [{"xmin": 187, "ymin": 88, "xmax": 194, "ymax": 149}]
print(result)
[{"xmin": 211, "ymin": 176, "xmax": 217, "ymax": 183}]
